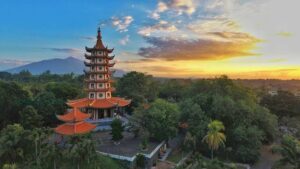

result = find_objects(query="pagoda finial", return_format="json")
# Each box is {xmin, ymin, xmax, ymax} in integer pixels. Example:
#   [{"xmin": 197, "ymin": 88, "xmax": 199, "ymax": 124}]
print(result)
[{"xmin": 97, "ymin": 27, "xmax": 102, "ymax": 39}]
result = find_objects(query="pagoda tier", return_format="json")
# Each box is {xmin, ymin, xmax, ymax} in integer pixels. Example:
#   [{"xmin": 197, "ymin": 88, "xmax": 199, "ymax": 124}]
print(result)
[
  {"xmin": 56, "ymin": 108, "xmax": 91, "ymax": 122},
  {"xmin": 83, "ymin": 70, "xmax": 115, "ymax": 75},
  {"xmin": 55, "ymin": 121, "xmax": 96, "ymax": 135},
  {"xmin": 55, "ymin": 107, "xmax": 96, "ymax": 135},
  {"xmin": 85, "ymin": 47, "xmax": 114, "ymax": 53},
  {"xmin": 67, "ymin": 97, "xmax": 131, "ymax": 109},
  {"xmin": 85, "ymin": 54, "xmax": 115, "ymax": 60}
]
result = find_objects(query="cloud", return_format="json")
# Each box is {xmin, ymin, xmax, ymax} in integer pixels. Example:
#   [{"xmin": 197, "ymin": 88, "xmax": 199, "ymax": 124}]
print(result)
[
  {"xmin": 0, "ymin": 59, "xmax": 31, "ymax": 69},
  {"xmin": 138, "ymin": 20, "xmax": 177, "ymax": 37},
  {"xmin": 149, "ymin": 1, "xmax": 169, "ymax": 19},
  {"xmin": 149, "ymin": 0, "xmax": 197, "ymax": 19},
  {"xmin": 277, "ymin": 32, "xmax": 293, "ymax": 37},
  {"xmin": 111, "ymin": 16, "xmax": 134, "ymax": 32},
  {"xmin": 188, "ymin": 18, "xmax": 240, "ymax": 35},
  {"xmin": 138, "ymin": 36, "xmax": 259, "ymax": 61},
  {"xmin": 45, "ymin": 48, "xmax": 84, "ymax": 59},
  {"xmin": 119, "ymin": 35, "xmax": 130, "ymax": 45},
  {"xmin": 80, "ymin": 36, "xmax": 97, "ymax": 41}
]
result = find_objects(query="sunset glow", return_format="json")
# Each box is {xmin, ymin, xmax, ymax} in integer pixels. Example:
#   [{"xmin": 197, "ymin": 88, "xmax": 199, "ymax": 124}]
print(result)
[{"xmin": 0, "ymin": 0, "xmax": 299, "ymax": 79}]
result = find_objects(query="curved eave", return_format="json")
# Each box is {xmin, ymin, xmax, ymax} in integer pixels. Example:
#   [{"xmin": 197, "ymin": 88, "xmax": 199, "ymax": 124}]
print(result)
[
  {"xmin": 56, "ymin": 112, "xmax": 91, "ymax": 123},
  {"xmin": 85, "ymin": 46, "xmax": 114, "ymax": 53},
  {"xmin": 67, "ymin": 97, "xmax": 131, "ymax": 109},
  {"xmin": 55, "ymin": 122, "xmax": 96, "ymax": 135}
]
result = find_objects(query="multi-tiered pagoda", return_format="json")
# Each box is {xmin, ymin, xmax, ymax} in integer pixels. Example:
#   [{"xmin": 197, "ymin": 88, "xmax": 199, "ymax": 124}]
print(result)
[{"xmin": 55, "ymin": 28, "xmax": 131, "ymax": 135}]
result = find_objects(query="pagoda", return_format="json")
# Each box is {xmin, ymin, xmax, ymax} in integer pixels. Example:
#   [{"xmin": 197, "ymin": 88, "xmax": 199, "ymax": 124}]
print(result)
[
  {"xmin": 61, "ymin": 28, "xmax": 130, "ymax": 131},
  {"xmin": 55, "ymin": 108, "xmax": 96, "ymax": 135}
]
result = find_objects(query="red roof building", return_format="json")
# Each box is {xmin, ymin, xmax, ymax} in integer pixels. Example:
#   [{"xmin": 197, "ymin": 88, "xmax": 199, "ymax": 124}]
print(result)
[
  {"xmin": 55, "ymin": 108, "xmax": 96, "ymax": 135},
  {"xmin": 55, "ymin": 28, "xmax": 131, "ymax": 135}
]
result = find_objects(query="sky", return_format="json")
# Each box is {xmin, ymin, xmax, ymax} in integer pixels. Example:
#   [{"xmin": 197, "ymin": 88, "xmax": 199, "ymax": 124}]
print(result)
[{"xmin": 0, "ymin": 0, "xmax": 299, "ymax": 79}]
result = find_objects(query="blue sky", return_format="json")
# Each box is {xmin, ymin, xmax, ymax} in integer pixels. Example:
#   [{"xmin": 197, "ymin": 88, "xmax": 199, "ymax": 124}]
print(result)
[{"xmin": 0, "ymin": 0, "xmax": 299, "ymax": 79}]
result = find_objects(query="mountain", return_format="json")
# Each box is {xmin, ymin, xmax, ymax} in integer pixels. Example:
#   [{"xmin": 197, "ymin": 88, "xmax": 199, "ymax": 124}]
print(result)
[{"xmin": 5, "ymin": 57, "xmax": 127, "ymax": 77}]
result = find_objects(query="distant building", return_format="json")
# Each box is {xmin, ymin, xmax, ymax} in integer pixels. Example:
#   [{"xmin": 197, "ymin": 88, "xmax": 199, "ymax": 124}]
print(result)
[
  {"xmin": 294, "ymin": 90, "xmax": 300, "ymax": 98},
  {"xmin": 268, "ymin": 89, "xmax": 278, "ymax": 96}
]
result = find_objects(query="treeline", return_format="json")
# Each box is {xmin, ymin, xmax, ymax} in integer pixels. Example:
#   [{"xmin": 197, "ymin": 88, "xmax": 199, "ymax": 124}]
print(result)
[{"xmin": 0, "ymin": 71, "xmax": 299, "ymax": 168}]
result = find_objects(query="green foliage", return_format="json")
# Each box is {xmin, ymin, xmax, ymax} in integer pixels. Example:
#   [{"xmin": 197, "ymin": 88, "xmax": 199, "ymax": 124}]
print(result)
[
  {"xmin": 0, "ymin": 124, "xmax": 26, "ymax": 164},
  {"xmin": 19, "ymin": 106, "xmax": 43, "ymax": 129},
  {"xmin": 176, "ymin": 76, "xmax": 278, "ymax": 163},
  {"xmin": 193, "ymin": 155, "xmax": 237, "ymax": 169},
  {"xmin": 0, "ymin": 81, "xmax": 30, "ymax": 128},
  {"xmin": 202, "ymin": 120, "xmax": 226, "ymax": 159},
  {"xmin": 116, "ymin": 71, "xmax": 158, "ymax": 107},
  {"xmin": 2, "ymin": 163, "xmax": 18, "ymax": 169},
  {"xmin": 179, "ymin": 99, "xmax": 209, "ymax": 147},
  {"xmin": 261, "ymin": 90, "xmax": 300, "ymax": 118},
  {"xmin": 110, "ymin": 119, "xmax": 124, "ymax": 142},
  {"xmin": 272, "ymin": 135, "xmax": 300, "ymax": 169},
  {"xmin": 45, "ymin": 82, "xmax": 80, "ymax": 101},
  {"xmin": 131, "ymin": 99, "xmax": 180, "ymax": 142},
  {"xmin": 33, "ymin": 92, "xmax": 66, "ymax": 127},
  {"xmin": 135, "ymin": 154, "xmax": 146, "ymax": 168},
  {"xmin": 159, "ymin": 79, "xmax": 191, "ymax": 102}
]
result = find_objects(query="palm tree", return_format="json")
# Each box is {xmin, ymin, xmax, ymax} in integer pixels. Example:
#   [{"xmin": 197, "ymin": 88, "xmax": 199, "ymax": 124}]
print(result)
[{"xmin": 202, "ymin": 120, "xmax": 226, "ymax": 159}]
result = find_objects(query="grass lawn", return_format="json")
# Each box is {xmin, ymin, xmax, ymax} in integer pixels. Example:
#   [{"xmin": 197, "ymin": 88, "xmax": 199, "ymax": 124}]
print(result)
[{"xmin": 166, "ymin": 149, "xmax": 189, "ymax": 164}]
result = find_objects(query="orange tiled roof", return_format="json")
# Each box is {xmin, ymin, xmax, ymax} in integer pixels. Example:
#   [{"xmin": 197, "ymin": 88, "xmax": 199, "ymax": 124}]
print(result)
[
  {"xmin": 56, "ymin": 109, "xmax": 91, "ymax": 122},
  {"xmin": 55, "ymin": 121, "xmax": 96, "ymax": 135},
  {"xmin": 67, "ymin": 97, "xmax": 131, "ymax": 109}
]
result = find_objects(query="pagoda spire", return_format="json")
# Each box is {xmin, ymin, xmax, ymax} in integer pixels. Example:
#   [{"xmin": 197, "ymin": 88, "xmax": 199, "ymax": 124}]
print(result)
[{"xmin": 95, "ymin": 27, "xmax": 105, "ymax": 49}]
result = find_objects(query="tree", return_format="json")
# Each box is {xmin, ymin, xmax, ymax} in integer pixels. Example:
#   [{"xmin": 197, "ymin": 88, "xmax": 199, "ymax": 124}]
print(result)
[
  {"xmin": 34, "ymin": 92, "xmax": 66, "ymax": 127},
  {"xmin": 110, "ymin": 119, "xmax": 124, "ymax": 144},
  {"xmin": 135, "ymin": 154, "xmax": 146, "ymax": 169},
  {"xmin": 0, "ymin": 81, "xmax": 30, "ymax": 129},
  {"xmin": 64, "ymin": 135, "xmax": 96, "ymax": 169},
  {"xmin": 0, "ymin": 124, "xmax": 26, "ymax": 164},
  {"xmin": 45, "ymin": 82, "xmax": 80, "ymax": 101},
  {"xmin": 116, "ymin": 71, "xmax": 158, "ymax": 107},
  {"xmin": 179, "ymin": 99, "xmax": 209, "ymax": 148},
  {"xmin": 19, "ymin": 106, "xmax": 43, "ymax": 129},
  {"xmin": 183, "ymin": 132, "xmax": 196, "ymax": 153},
  {"xmin": 261, "ymin": 90, "xmax": 300, "ymax": 118},
  {"xmin": 132, "ymin": 99, "xmax": 180, "ymax": 143},
  {"xmin": 202, "ymin": 120, "xmax": 226, "ymax": 159},
  {"xmin": 272, "ymin": 135, "xmax": 300, "ymax": 169}
]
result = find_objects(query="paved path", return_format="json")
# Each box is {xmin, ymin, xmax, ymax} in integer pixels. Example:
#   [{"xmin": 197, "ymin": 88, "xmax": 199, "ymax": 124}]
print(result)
[
  {"xmin": 155, "ymin": 161, "xmax": 175, "ymax": 169},
  {"xmin": 251, "ymin": 145, "xmax": 280, "ymax": 169}
]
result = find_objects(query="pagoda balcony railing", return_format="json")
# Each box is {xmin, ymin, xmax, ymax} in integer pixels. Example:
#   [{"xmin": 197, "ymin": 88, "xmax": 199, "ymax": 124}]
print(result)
[
  {"xmin": 85, "ymin": 87, "xmax": 115, "ymax": 92},
  {"xmin": 84, "ymin": 69, "xmax": 115, "ymax": 75},
  {"xmin": 84, "ymin": 79, "xmax": 114, "ymax": 83},
  {"xmin": 84, "ymin": 61, "xmax": 116, "ymax": 67}
]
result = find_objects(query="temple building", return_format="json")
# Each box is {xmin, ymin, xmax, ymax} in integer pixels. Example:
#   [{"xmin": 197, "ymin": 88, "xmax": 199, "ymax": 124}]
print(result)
[{"xmin": 55, "ymin": 28, "xmax": 131, "ymax": 134}]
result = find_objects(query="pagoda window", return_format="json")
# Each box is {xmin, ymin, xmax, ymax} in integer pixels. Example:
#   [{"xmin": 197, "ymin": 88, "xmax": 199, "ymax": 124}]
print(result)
[
  {"xmin": 98, "ymin": 93, "xmax": 104, "ymax": 98},
  {"xmin": 90, "ymin": 75, "xmax": 95, "ymax": 79},
  {"xmin": 98, "ymin": 58, "xmax": 102, "ymax": 62},
  {"xmin": 89, "ymin": 93, "xmax": 95, "ymax": 99},
  {"xmin": 98, "ymin": 83, "xmax": 103, "ymax": 88},
  {"xmin": 107, "ymin": 92, "xmax": 111, "ymax": 97},
  {"xmin": 99, "ymin": 66, "xmax": 103, "ymax": 70},
  {"xmin": 90, "ymin": 83, "xmax": 95, "ymax": 89}
]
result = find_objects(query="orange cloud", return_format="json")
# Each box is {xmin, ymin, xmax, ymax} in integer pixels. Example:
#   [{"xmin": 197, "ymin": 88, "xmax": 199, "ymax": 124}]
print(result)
[{"xmin": 138, "ymin": 34, "xmax": 260, "ymax": 61}]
